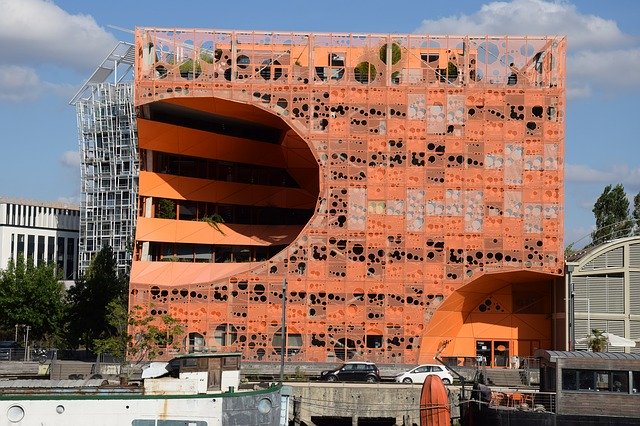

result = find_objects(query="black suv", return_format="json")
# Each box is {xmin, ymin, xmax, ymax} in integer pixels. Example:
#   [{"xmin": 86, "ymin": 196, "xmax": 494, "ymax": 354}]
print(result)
[{"xmin": 320, "ymin": 362, "xmax": 381, "ymax": 383}]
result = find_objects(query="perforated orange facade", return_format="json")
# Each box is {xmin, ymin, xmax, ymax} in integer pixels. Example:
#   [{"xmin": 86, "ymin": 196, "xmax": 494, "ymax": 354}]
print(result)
[{"xmin": 131, "ymin": 29, "xmax": 565, "ymax": 365}]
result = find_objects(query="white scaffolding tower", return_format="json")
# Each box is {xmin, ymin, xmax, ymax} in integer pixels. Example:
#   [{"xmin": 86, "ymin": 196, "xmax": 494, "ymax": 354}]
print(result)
[{"xmin": 70, "ymin": 42, "xmax": 138, "ymax": 276}]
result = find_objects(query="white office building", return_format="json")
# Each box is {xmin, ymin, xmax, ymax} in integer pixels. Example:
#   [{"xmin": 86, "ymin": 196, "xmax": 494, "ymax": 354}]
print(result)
[
  {"xmin": 566, "ymin": 236, "xmax": 640, "ymax": 353},
  {"xmin": 0, "ymin": 197, "xmax": 79, "ymax": 286}
]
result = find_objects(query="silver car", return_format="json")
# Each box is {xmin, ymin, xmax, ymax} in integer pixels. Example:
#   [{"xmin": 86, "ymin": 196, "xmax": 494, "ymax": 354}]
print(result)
[{"xmin": 395, "ymin": 364, "xmax": 453, "ymax": 384}]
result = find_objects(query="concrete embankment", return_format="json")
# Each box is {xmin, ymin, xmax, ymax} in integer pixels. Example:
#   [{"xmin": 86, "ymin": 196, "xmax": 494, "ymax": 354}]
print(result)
[{"xmin": 286, "ymin": 382, "xmax": 462, "ymax": 425}]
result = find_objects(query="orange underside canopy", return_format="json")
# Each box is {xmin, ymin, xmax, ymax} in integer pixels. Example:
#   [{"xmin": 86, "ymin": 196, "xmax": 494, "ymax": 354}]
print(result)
[{"xmin": 420, "ymin": 270, "xmax": 556, "ymax": 363}]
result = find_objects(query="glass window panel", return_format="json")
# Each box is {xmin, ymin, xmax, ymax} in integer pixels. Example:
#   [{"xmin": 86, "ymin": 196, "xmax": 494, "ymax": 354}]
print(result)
[
  {"xmin": 27, "ymin": 235, "xmax": 35, "ymax": 259},
  {"xmin": 37, "ymin": 235, "xmax": 45, "ymax": 263},
  {"xmin": 578, "ymin": 370, "xmax": 595, "ymax": 391},
  {"xmin": 612, "ymin": 371, "xmax": 628, "ymax": 392},
  {"xmin": 632, "ymin": 371, "xmax": 640, "ymax": 394},
  {"xmin": 562, "ymin": 369, "xmax": 577, "ymax": 391},
  {"xmin": 595, "ymin": 371, "xmax": 609, "ymax": 391}
]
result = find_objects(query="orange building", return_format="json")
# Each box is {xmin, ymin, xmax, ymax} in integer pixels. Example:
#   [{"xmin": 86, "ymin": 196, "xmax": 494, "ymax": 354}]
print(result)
[{"xmin": 131, "ymin": 29, "xmax": 566, "ymax": 366}]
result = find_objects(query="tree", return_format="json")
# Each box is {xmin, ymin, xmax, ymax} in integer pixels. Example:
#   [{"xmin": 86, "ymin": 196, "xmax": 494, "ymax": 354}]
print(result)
[
  {"xmin": 93, "ymin": 298, "xmax": 129, "ymax": 360},
  {"xmin": 586, "ymin": 328, "xmax": 608, "ymax": 352},
  {"xmin": 157, "ymin": 199, "xmax": 176, "ymax": 219},
  {"xmin": 591, "ymin": 184, "xmax": 631, "ymax": 245},
  {"xmin": 65, "ymin": 246, "xmax": 127, "ymax": 351},
  {"xmin": 633, "ymin": 192, "xmax": 640, "ymax": 236},
  {"xmin": 128, "ymin": 305, "xmax": 185, "ymax": 362},
  {"xmin": 0, "ymin": 257, "xmax": 65, "ymax": 344}
]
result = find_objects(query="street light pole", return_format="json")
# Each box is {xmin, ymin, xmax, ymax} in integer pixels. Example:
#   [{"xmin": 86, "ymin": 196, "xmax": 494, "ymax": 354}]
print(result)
[
  {"xmin": 24, "ymin": 325, "xmax": 30, "ymax": 362},
  {"xmin": 279, "ymin": 275, "xmax": 287, "ymax": 384},
  {"xmin": 567, "ymin": 265, "xmax": 575, "ymax": 351}
]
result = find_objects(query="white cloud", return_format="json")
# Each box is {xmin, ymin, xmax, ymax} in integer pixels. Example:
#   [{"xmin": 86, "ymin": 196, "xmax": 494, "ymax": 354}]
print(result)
[
  {"xmin": 0, "ymin": 0, "xmax": 117, "ymax": 72},
  {"xmin": 416, "ymin": 0, "xmax": 629, "ymax": 49},
  {"xmin": 570, "ymin": 48, "xmax": 640, "ymax": 89},
  {"xmin": 566, "ymin": 163, "xmax": 640, "ymax": 191},
  {"xmin": 0, "ymin": 65, "xmax": 42, "ymax": 101},
  {"xmin": 0, "ymin": 64, "xmax": 78, "ymax": 101},
  {"xmin": 414, "ymin": 0, "xmax": 639, "ymax": 95},
  {"xmin": 566, "ymin": 84, "xmax": 591, "ymax": 99},
  {"xmin": 0, "ymin": 0, "xmax": 117, "ymax": 102},
  {"xmin": 44, "ymin": 81, "xmax": 78, "ymax": 99},
  {"xmin": 60, "ymin": 150, "xmax": 80, "ymax": 169}
]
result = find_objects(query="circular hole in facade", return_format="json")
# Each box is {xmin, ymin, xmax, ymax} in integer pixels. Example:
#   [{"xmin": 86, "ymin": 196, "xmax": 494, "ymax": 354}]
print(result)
[{"xmin": 237, "ymin": 55, "xmax": 250, "ymax": 69}]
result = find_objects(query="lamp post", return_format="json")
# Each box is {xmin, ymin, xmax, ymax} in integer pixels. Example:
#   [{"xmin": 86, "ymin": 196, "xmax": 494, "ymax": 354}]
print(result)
[
  {"xmin": 279, "ymin": 260, "xmax": 288, "ymax": 384},
  {"xmin": 567, "ymin": 264, "xmax": 575, "ymax": 351},
  {"xmin": 24, "ymin": 325, "xmax": 30, "ymax": 362}
]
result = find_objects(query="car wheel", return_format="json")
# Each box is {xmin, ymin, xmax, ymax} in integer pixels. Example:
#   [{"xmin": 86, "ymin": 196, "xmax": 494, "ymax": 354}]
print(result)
[
  {"xmin": 365, "ymin": 375, "xmax": 378, "ymax": 383},
  {"xmin": 442, "ymin": 378, "xmax": 451, "ymax": 385},
  {"xmin": 327, "ymin": 375, "xmax": 338, "ymax": 382},
  {"xmin": 402, "ymin": 377, "xmax": 412, "ymax": 384}
]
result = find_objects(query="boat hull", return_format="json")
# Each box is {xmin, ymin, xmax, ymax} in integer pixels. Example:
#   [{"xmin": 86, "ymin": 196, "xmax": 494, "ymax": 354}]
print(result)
[{"xmin": 0, "ymin": 386, "xmax": 282, "ymax": 426}]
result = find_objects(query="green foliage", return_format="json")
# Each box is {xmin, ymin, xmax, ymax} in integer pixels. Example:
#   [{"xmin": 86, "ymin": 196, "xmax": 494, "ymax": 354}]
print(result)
[
  {"xmin": 201, "ymin": 213, "xmax": 225, "ymax": 235},
  {"xmin": 447, "ymin": 61, "xmax": 458, "ymax": 77},
  {"xmin": 157, "ymin": 199, "xmax": 176, "ymax": 219},
  {"xmin": 564, "ymin": 243, "xmax": 575, "ymax": 257},
  {"xmin": 633, "ymin": 192, "xmax": 640, "ymax": 236},
  {"xmin": 0, "ymin": 257, "xmax": 65, "ymax": 344},
  {"xmin": 95, "ymin": 300, "xmax": 186, "ymax": 363},
  {"xmin": 93, "ymin": 298, "xmax": 129, "ymax": 359},
  {"xmin": 128, "ymin": 305, "xmax": 185, "ymax": 361},
  {"xmin": 379, "ymin": 43, "xmax": 402, "ymax": 65},
  {"xmin": 591, "ymin": 184, "xmax": 632, "ymax": 245},
  {"xmin": 65, "ymin": 246, "xmax": 127, "ymax": 351},
  {"xmin": 354, "ymin": 61, "xmax": 376, "ymax": 83},
  {"xmin": 179, "ymin": 59, "xmax": 202, "ymax": 77},
  {"xmin": 586, "ymin": 328, "xmax": 608, "ymax": 352},
  {"xmin": 199, "ymin": 51, "xmax": 214, "ymax": 64}
]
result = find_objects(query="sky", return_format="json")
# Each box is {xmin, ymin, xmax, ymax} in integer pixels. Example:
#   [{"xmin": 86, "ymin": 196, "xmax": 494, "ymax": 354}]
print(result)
[{"xmin": 0, "ymin": 0, "xmax": 638, "ymax": 248}]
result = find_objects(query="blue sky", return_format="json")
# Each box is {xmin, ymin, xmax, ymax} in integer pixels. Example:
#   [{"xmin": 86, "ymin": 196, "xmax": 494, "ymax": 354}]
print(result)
[{"xmin": 0, "ymin": 0, "xmax": 638, "ymax": 248}]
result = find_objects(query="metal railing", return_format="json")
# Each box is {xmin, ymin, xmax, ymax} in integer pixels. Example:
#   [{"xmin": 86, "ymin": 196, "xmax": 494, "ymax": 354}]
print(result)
[
  {"xmin": 489, "ymin": 390, "xmax": 556, "ymax": 413},
  {"xmin": 0, "ymin": 347, "xmax": 57, "ymax": 362}
]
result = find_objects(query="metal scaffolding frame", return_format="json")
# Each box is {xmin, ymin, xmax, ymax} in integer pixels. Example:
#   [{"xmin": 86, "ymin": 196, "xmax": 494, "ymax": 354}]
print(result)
[{"xmin": 71, "ymin": 42, "xmax": 138, "ymax": 276}]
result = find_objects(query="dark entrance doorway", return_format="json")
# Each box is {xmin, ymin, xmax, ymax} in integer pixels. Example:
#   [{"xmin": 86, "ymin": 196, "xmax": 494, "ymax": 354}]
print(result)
[{"xmin": 476, "ymin": 339, "xmax": 511, "ymax": 368}]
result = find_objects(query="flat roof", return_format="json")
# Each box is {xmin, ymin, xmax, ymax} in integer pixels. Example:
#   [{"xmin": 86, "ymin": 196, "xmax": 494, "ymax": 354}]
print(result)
[
  {"xmin": 536, "ymin": 350, "xmax": 640, "ymax": 363},
  {"xmin": 0, "ymin": 196, "xmax": 79, "ymax": 210}
]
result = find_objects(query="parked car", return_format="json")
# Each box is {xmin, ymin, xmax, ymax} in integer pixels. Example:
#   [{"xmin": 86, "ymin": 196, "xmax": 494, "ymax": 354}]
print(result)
[
  {"xmin": 0, "ymin": 341, "xmax": 21, "ymax": 361},
  {"xmin": 320, "ymin": 361, "xmax": 381, "ymax": 383},
  {"xmin": 394, "ymin": 364, "xmax": 453, "ymax": 384}
]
